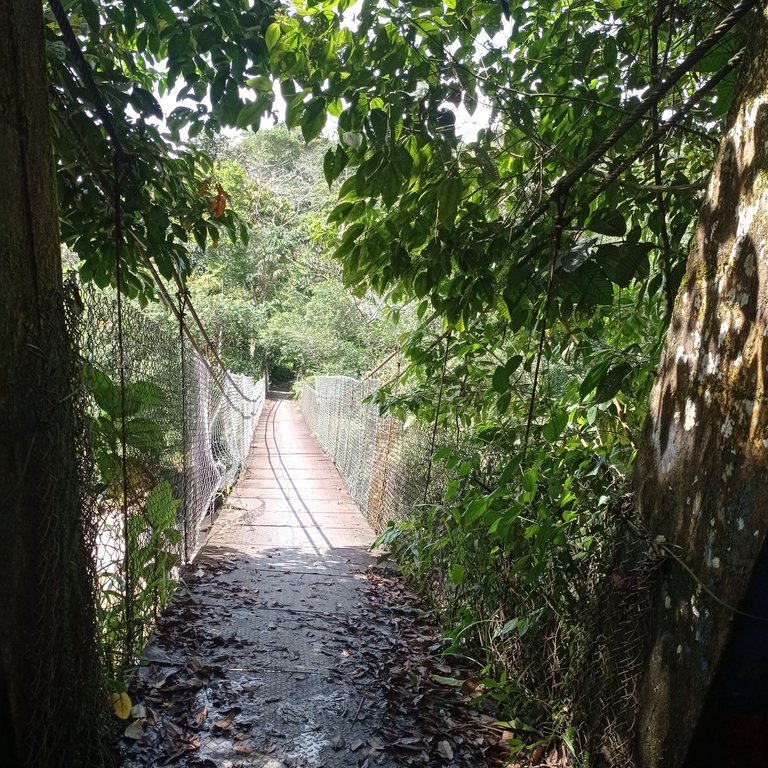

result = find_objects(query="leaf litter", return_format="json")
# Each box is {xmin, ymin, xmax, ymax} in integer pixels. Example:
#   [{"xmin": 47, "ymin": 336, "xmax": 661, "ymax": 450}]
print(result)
[{"xmin": 115, "ymin": 555, "xmax": 537, "ymax": 767}]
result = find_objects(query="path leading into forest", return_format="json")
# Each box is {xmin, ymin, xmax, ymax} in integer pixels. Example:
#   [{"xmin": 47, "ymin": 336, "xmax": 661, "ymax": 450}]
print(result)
[{"xmin": 119, "ymin": 394, "xmax": 510, "ymax": 768}]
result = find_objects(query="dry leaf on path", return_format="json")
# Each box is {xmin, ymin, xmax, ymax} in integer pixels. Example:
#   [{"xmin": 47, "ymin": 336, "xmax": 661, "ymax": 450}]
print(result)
[
  {"xmin": 124, "ymin": 720, "xmax": 145, "ymax": 740},
  {"xmin": 213, "ymin": 709, "xmax": 238, "ymax": 730},
  {"xmin": 112, "ymin": 692, "xmax": 132, "ymax": 720},
  {"xmin": 193, "ymin": 707, "xmax": 208, "ymax": 726},
  {"xmin": 437, "ymin": 740, "xmax": 454, "ymax": 760}
]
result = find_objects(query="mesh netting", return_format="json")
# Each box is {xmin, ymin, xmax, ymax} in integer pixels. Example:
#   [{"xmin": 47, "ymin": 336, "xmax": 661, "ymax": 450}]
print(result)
[
  {"xmin": 299, "ymin": 375, "xmax": 659, "ymax": 766},
  {"xmin": 300, "ymin": 376, "xmax": 444, "ymax": 531},
  {"xmin": 72, "ymin": 281, "xmax": 265, "ymax": 677}
]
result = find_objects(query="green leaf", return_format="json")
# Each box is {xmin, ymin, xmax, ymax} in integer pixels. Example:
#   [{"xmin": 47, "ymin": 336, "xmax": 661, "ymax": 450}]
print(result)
[
  {"xmin": 323, "ymin": 149, "xmax": 337, "ymax": 187},
  {"xmin": 83, "ymin": 364, "xmax": 122, "ymax": 417},
  {"xmin": 594, "ymin": 362, "xmax": 633, "ymax": 402},
  {"xmin": 369, "ymin": 108, "xmax": 388, "ymax": 144},
  {"xmin": 392, "ymin": 145, "xmax": 413, "ymax": 180},
  {"xmin": 494, "ymin": 618, "xmax": 518, "ymax": 638},
  {"xmin": 492, "ymin": 365, "xmax": 509, "ymax": 394},
  {"xmin": 586, "ymin": 208, "xmax": 626, "ymax": 237},
  {"xmin": 522, "ymin": 469, "xmax": 537, "ymax": 493},
  {"xmin": 341, "ymin": 222, "xmax": 365, "ymax": 246},
  {"xmin": 542, "ymin": 409, "xmax": 568, "ymax": 442},
  {"xmin": 437, "ymin": 176, "xmax": 462, "ymax": 226},
  {"xmin": 125, "ymin": 417, "xmax": 165, "ymax": 452},
  {"xmin": 601, "ymin": 241, "xmax": 653, "ymax": 287},
  {"xmin": 430, "ymin": 674, "xmax": 464, "ymax": 687},
  {"xmin": 145, "ymin": 481, "xmax": 181, "ymax": 531},
  {"xmin": 579, "ymin": 358, "xmax": 613, "ymax": 398},
  {"xmin": 413, "ymin": 271, "xmax": 431, "ymax": 298},
  {"xmin": 246, "ymin": 75, "xmax": 273, "ymax": 93},
  {"xmin": 265, "ymin": 22, "xmax": 282, "ymax": 51},
  {"xmin": 449, "ymin": 564, "xmax": 465, "ymax": 585},
  {"xmin": 124, "ymin": 380, "xmax": 165, "ymax": 416},
  {"xmin": 379, "ymin": 163, "xmax": 402, "ymax": 207},
  {"xmin": 193, "ymin": 223, "xmax": 207, "ymax": 251},
  {"xmin": 463, "ymin": 497, "xmax": 488, "ymax": 524},
  {"xmin": 301, "ymin": 98, "xmax": 326, "ymax": 142},
  {"xmin": 167, "ymin": 30, "xmax": 191, "ymax": 63},
  {"xmin": 338, "ymin": 175, "xmax": 358, "ymax": 200},
  {"xmin": 505, "ymin": 355, "xmax": 522, "ymax": 376},
  {"xmin": 574, "ymin": 261, "xmax": 614, "ymax": 306},
  {"xmin": 81, "ymin": 0, "xmax": 100, "ymax": 32},
  {"xmin": 328, "ymin": 201, "xmax": 355, "ymax": 223},
  {"xmin": 235, "ymin": 101, "xmax": 263, "ymax": 129}
]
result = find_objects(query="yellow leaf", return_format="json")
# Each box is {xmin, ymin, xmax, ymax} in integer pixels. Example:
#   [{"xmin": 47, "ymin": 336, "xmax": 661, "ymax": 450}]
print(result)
[{"xmin": 112, "ymin": 692, "xmax": 132, "ymax": 720}]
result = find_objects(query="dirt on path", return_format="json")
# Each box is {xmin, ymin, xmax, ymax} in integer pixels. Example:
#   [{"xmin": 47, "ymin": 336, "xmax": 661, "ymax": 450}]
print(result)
[{"xmin": 118, "ymin": 394, "xmax": 511, "ymax": 768}]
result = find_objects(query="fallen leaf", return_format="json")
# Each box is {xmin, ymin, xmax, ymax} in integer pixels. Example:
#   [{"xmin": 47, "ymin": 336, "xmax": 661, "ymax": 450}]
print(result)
[
  {"xmin": 193, "ymin": 707, "xmax": 208, "ymax": 726},
  {"xmin": 461, "ymin": 679, "xmax": 486, "ymax": 698},
  {"xmin": 112, "ymin": 692, "xmax": 132, "ymax": 720},
  {"xmin": 437, "ymin": 740, "xmax": 454, "ymax": 760},
  {"xmin": 213, "ymin": 709, "xmax": 237, "ymax": 730},
  {"xmin": 233, "ymin": 743, "xmax": 254, "ymax": 754},
  {"xmin": 124, "ymin": 720, "xmax": 145, "ymax": 740}
]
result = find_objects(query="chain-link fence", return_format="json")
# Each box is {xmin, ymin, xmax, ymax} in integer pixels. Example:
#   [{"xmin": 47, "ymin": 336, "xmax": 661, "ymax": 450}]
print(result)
[
  {"xmin": 70, "ymin": 281, "xmax": 265, "ymax": 678},
  {"xmin": 300, "ymin": 376, "xmax": 444, "ymax": 531},
  {"xmin": 299, "ymin": 374, "xmax": 659, "ymax": 766}
]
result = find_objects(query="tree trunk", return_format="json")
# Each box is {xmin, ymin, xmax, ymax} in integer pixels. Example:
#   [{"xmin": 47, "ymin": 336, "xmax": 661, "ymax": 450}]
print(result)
[
  {"xmin": 0, "ymin": 1, "xmax": 105, "ymax": 765},
  {"xmin": 634, "ymin": 8, "xmax": 768, "ymax": 766}
]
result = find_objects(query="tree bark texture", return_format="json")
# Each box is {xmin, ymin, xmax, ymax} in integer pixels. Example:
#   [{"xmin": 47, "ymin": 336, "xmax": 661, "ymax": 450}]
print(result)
[
  {"xmin": 634, "ymin": 8, "xmax": 768, "ymax": 766},
  {"xmin": 0, "ymin": 1, "xmax": 105, "ymax": 765}
]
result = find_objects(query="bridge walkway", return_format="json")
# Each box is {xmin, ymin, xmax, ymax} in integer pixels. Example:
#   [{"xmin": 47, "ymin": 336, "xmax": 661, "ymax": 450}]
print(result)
[{"xmin": 126, "ymin": 393, "xmax": 398, "ymax": 767}]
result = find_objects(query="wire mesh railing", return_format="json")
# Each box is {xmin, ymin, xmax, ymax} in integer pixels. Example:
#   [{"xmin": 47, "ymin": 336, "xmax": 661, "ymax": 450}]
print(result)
[
  {"xmin": 70, "ymin": 281, "xmax": 265, "ymax": 677},
  {"xmin": 299, "ymin": 376, "xmax": 442, "ymax": 532},
  {"xmin": 299, "ymin": 374, "xmax": 659, "ymax": 766}
]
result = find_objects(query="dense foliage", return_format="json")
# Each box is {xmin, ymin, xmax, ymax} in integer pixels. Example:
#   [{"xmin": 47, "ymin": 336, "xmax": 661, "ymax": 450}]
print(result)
[
  {"xmin": 48, "ymin": 0, "xmax": 758, "ymax": 759},
  {"xmin": 176, "ymin": 128, "xmax": 407, "ymax": 380}
]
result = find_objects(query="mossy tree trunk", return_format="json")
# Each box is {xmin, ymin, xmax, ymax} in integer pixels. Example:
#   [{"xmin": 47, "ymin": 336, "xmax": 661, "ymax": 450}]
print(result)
[
  {"xmin": 0, "ymin": 1, "xmax": 105, "ymax": 765},
  {"xmin": 634, "ymin": 8, "xmax": 768, "ymax": 766}
]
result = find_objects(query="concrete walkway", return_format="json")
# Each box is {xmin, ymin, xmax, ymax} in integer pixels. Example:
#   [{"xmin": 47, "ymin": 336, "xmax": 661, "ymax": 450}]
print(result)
[{"xmin": 128, "ymin": 393, "xmax": 398, "ymax": 767}]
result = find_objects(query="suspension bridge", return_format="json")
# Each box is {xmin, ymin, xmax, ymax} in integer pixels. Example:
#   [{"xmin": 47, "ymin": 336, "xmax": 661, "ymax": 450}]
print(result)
[
  {"xmin": 122, "ymin": 392, "xmax": 392, "ymax": 766},
  {"xmin": 70, "ymin": 280, "xmax": 498, "ymax": 766}
]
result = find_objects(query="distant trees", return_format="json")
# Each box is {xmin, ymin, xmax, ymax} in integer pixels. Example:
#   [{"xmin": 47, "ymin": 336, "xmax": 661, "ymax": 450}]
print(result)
[{"xmin": 184, "ymin": 128, "xmax": 407, "ymax": 381}]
